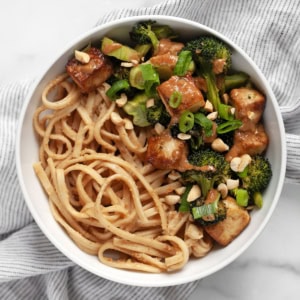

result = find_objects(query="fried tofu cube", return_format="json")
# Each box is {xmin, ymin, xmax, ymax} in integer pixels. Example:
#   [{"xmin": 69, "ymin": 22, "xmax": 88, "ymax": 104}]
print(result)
[
  {"xmin": 156, "ymin": 38, "xmax": 184, "ymax": 56},
  {"xmin": 145, "ymin": 131, "xmax": 188, "ymax": 171},
  {"xmin": 66, "ymin": 47, "xmax": 113, "ymax": 93},
  {"xmin": 204, "ymin": 197, "xmax": 250, "ymax": 246},
  {"xmin": 157, "ymin": 75, "xmax": 205, "ymax": 121},
  {"xmin": 225, "ymin": 123, "xmax": 269, "ymax": 162},
  {"xmin": 230, "ymin": 88, "xmax": 266, "ymax": 131},
  {"xmin": 150, "ymin": 53, "xmax": 179, "ymax": 80}
]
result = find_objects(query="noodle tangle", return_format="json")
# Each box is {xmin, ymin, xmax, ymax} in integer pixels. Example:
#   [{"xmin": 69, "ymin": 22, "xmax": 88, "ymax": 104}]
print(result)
[{"xmin": 33, "ymin": 75, "xmax": 213, "ymax": 273}]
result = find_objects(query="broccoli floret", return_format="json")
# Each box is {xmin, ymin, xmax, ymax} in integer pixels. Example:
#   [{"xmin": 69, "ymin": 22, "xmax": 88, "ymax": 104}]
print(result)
[
  {"xmin": 107, "ymin": 65, "xmax": 130, "ymax": 86},
  {"xmin": 112, "ymin": 65, "xmax": 130, "ymax": 81},
  {"xmin": 188, "ymin": 148, "xmax": 231, "ymax": 176},
  {"xmin": 184, "ymin": 36, "xmax": 232, "ymax": 72},
  {"xmin": 146, "ymin": 100, "xmax": 171, "ymax": 126},
  {"xmin": 129, "ymin": 20, "xmax": 160, "ymax": 52},
  {"xmin": 183, "ymin": 36, "xmax": 233, "ymax": 119},
  {"xmin": 182, "ymin": 149, "xmax": 232, "ymax": 198},
  {"xmin": 129, "ymin": 20, "xmax": 176, "ymax": 53},
  {"xmin": 240, "ymin": 155, "xmax": 272, "ymax": 196},
  {"xmin": 181, "ymin": 169, "xmax": 215, "ymax": 198}
]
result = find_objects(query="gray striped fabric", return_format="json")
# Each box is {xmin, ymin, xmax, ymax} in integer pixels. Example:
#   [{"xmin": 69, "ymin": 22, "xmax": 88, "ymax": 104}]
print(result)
[{"xmin": 1, "ymin": 0, "xmax": 300, "ymax": 299}]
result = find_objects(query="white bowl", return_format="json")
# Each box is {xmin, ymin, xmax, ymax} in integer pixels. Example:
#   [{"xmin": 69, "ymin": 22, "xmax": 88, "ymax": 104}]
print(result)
[{"xmin": 16, "ymin": 15, "xmax": 286, "ymax": 287}]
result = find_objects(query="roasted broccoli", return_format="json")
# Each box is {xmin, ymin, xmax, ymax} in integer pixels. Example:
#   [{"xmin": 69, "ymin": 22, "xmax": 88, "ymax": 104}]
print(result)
[
  {"xmin": 181, "ymin": 169, "xmax": 215, "ymax": 199},
  {"xmin": 146, "ymin": 100, "xmax": 171, "ymax": 126},
  {"xmin": 239, "ymin": 155, "xmax": 272, "ymax": 197},
  {"xmin": 188, "ymin": 148, "xmax": 231, "ymax": 175},
  {"xmin": 129, "ymin": 20, "xmax": 176, "ymax": 53},
  {"xmin": 183, "ymin": 36, "xmax": 232, "ymax": 72},
  {"xmin": 111, "ymin": 65, "xmax": 131, "ymax": 82},
  {"xmin": 183, "ymin": 36, "xmax": 233, "ymax": 119},
  {"xmin": 181, "ymin": 148, "xmax": 232, "ymax": 197}
]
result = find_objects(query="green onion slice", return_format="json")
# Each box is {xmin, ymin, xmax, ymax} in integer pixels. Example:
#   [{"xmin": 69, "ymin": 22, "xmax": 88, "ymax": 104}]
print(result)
[
  {"xmin": 217, "ymin": 119, "xmax": 242, "ymax": 134},
  {"xmin": 178, "ymin": 184, "xmax": 193, "ymax": 212},
  {"xmin": 194, "ymin": 112, "xmax": 213, "ymax": 137},
  {"xmin": 235, "ymin": 188, "xmax": 249, "ymax": 207},
  {"xmin": 218, "ymin": 103, "xmax": 235, "ymax": 121},
  {"xmin": 139, "ymin": 64, "xmax": 160, "ymax": 97},
  {"xmin": 179, "ymin": 110, "xmax": 194, "ymax": 133},
  {"xmin": 106, "ymin": 79, "xmax": 130, "ymax": 100},
  {"xmin": 169, "ymin": 91, "xmax": 182, "ymax": 108},
  {"xmin": 174, "ymin": 50, "xmax": 193, "ymax": 76},
  {"xmin": 192, "ymin": 197, "xmax": 219, "ymax": 220}
]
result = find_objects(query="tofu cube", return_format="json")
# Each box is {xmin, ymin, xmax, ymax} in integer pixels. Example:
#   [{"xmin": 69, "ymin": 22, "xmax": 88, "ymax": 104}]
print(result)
[
  {"xmin": 66, "ymin": 47, "xmax": 113, "ymax": 93},
  {"xmin": 204, "ymin": 197, "xmax": 250, "ymax": 246},
  {"xmin": 157, "ymin": 75, "xmax": 205, "ymax": 120}
]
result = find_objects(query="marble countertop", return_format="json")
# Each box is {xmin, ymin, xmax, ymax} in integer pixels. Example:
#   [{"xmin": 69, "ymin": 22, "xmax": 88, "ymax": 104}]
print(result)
[{"xmin": 1, "ymin": 1, "xmax": 299, "ymax": 299}]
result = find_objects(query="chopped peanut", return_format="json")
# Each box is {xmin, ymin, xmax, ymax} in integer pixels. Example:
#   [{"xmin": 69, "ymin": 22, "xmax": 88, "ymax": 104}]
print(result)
[
  {"xmin": 230, "ymin": 157, "xmax": 242, "ymax": 172},
  {"xmin": 165, "ymin": 195, "xmax": 181, "ymax": 205},
  {"xmin": 211, "ymin": 138, "xmax": 229, "ymax": 152},
  {"xmin": 177, "ymin": 133, "xmax": 191, "ymax": 140},
  {"xmin": 206, "ymin": 111, "xmax": 218, "ymax": 120},
  {"xmin": 204, "ymin": 100, "xmax": 214, "ymax": 112},
  {"xmin": 187, "ymin": 185, "xmax": 201, "ymax": 202},
  {"xmin": 115, "ymin": 93, "xmax": 128, "ymax": 107},
  {"xmin": 154, "ymin": 123, "xmax": 165, "ymax": 135},
  {"xmin": 75, "ymin": 50, "xmax": 90, "ymax": 64},
  {"xmin": 217, "ymin": 183, "xmax": 228, "ymax": 199},
  {"xmin": 226, "ymin": 178, "xmax": 240, "ymax": 190}
]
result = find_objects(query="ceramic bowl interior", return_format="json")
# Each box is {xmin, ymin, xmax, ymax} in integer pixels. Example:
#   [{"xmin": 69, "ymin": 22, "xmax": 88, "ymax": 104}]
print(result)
[{"xmin": 16, "ymin": 15, "xmax": 286, "ymax": 287}]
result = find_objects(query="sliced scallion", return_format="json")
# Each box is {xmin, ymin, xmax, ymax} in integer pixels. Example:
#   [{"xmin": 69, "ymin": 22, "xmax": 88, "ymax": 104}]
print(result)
[
  {"xmin": 179, "ymin": 110, "xmax": 194, "ymax": 133},
  {"xmin": 234, "ymin": 188, "xmax": 249, "ymax": 207},
  {"xmin": 140, "ymin": 64, "xmax": 160, "ymax": 97},
  {"xmin": 106, "ymin": 79, "xmax": 130, "ymax": 100},
  {"xmin": 178, "ymin": 184, "xmax": 193, "ymax": 212},
  {"xmin": 192, "ymin": 197, "xmax": 219, "ymax": 220},
  {"xmin": 169, "ymin": 91, "xmax": 182, "ymax": 108},
  {"xmin": 194, "ymin": 112, "xmax": 213, "ymax": 137},
  {"xmin": 174, "ymin": 50, "xmax": 193, "ymax": 76},
  {"xmin": 217, "ymin": 119, "xmax": 242, "ymax": 134},
  {"xmin": 218, "ymin": 103, "xmax": 235, "ymax": 121}
]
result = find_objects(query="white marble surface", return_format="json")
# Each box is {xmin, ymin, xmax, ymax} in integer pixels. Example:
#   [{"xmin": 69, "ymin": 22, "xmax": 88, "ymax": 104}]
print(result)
[{"xmin": 1, "ymin": 1, "xmax": 300, "ymax": 299}]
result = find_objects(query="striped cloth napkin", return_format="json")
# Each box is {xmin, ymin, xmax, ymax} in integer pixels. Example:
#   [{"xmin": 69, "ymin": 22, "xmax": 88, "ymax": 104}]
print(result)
[{"xmin": 1, "ymin": 0, "xmax": 300, "ymax": 299}]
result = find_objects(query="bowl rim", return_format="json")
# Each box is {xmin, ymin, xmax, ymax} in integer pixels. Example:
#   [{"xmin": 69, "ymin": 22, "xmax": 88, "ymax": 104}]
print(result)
[{"xmin": 15, "ymin": 14, "xmax": 287, "ymax": 287}]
